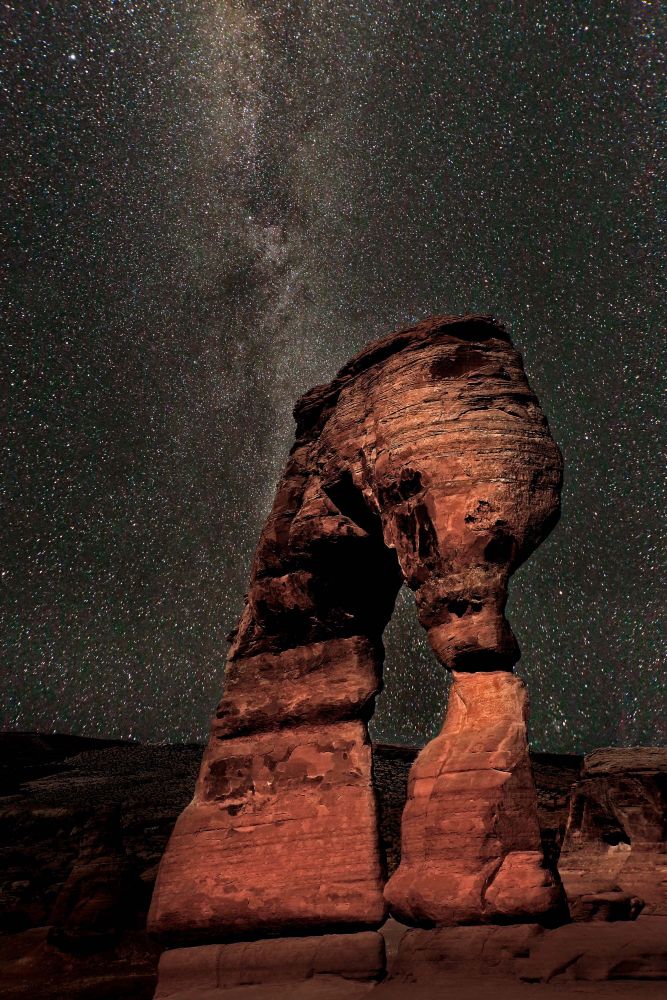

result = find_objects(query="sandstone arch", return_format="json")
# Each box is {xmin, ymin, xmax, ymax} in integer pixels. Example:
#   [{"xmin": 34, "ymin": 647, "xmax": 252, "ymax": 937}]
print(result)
[{"xmin": 148, "ymin": 314, "xmax": 566, "ymax": 947}]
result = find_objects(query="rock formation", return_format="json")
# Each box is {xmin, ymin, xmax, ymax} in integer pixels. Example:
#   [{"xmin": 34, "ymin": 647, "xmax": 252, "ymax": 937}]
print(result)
[
  {"xmin": 148, "ymin": 315, "xmax": 565, "ymax": 955},
  {"xmin": 384, "ymin": 671, "xmax": 566, "ymax": 925},
  {"xmin": 2, "ymin": 734, "xmax": 666, "ymax": 997},
  {"xmin": 558, "ymin": 747, "xmax": 667, "ymax": 917}
]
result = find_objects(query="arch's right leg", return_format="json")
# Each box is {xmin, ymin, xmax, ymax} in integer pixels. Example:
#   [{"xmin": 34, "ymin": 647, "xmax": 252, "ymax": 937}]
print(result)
[{"xmin": 380, "ymin": 475, "xmax": 567, "ymax": 927}]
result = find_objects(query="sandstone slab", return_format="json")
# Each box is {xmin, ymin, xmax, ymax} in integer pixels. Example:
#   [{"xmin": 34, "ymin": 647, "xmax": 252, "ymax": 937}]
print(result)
[
  {"xmin": 214, "ymin": 636, "xmax": 382, "ymax": 738},
  {"xmin": 155, "ymin": 932, "xmax": 385, "ymax": 997},
  {"xmin": 584, "ymin": 748, "xmax": 667, "ymax": 776}
]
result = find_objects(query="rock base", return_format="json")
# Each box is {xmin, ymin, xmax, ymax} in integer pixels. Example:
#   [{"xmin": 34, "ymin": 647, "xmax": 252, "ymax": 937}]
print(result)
[
  {"xmin": 154, "ymin": 932, "xmax": 385, "ymax": 998},
  {"xmin": 517, "ymin": 915, "xmax": 667, "ymax": 982},
  {"xmin": 390, "ymin": 923, "xmax": 544, "ymax": 978}
]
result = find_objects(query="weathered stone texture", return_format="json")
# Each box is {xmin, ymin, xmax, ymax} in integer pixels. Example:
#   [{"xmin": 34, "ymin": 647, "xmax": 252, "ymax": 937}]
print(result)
[
  {"xmin": 391, "ymin": 923, "xmax": 544, "ymax": 978},
  {"xmin": 384, "ymin": 671, "xmax": 565, "ymax": 925},
  {"xmin": 148, "ymin": 720, "xmax": 385, "ymax": 941},
  {"xmin": 154, "ymin": 932, "xmax": 385, "ymax": 997}
]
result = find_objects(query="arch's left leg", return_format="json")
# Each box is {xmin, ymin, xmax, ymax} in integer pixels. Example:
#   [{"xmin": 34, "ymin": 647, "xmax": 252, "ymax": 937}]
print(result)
[{"xmin": 148, "ymin": 466, "xmax": 401, "ymax": 943}]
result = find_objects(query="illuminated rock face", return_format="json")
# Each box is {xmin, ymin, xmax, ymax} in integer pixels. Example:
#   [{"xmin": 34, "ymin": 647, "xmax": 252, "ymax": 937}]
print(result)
[
  {"xmin": 384, "ymin": 671, "xmax": 566, "ymax": 926},
  {"xmin": 148, "ymin": 314, "xmax": 564, "ymax": 943}
]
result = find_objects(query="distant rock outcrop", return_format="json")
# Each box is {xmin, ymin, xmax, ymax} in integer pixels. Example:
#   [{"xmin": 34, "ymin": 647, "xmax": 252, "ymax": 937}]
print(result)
[
  {"xmin": 559, "ymin": 747, "xmax": 667, "ymax": 917},
  {"xmin": 48, "ymin": 805, "xmax": 146, "ymax": 952}
]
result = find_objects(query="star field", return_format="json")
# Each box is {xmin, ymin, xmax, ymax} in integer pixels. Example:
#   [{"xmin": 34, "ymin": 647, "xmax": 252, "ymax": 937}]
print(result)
[{"xmin": 4, "ymin": 1, "xmax": 665, "ymax": 750}]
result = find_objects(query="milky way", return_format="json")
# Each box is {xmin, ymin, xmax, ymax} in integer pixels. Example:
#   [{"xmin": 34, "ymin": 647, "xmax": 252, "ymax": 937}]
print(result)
[{"xmin": 4, "ymin": 2, "xmax": 665, "ymax": 749}]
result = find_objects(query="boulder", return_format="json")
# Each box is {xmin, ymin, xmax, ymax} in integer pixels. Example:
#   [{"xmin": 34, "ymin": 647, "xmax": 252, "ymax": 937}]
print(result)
[{"xmin": 568, "ymin": 888, "xmax": 644, "ymax": 922}]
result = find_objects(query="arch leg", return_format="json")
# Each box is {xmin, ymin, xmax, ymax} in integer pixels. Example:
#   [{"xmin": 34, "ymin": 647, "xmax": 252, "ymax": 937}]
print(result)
[{"xmin": 384, "ymin": 671, "xmax": 566, "ymax": 925}]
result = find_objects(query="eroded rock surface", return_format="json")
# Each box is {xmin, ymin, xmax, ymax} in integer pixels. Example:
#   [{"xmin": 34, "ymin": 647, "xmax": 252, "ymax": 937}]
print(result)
[
  {"xmin": 154, "ymin": 932, "xmax": 385, "ymax": 997},
  {"xmin": 384, "ymin": 671, "xmax": 565, "ymax": 925},
  {"xmin": 149, "ymin": 721, "xmax": 386, "ymax": 942},
  {"xmin": 1, "ymin": 735, "xmax": 666, "ymax": 997},
  {"xmin": 149, "ymin": 314, "xmax": 564, "ymax": 946},
  {"xmin": 391, "ymin": 923, "xmax": 545, "ymax": 978}
]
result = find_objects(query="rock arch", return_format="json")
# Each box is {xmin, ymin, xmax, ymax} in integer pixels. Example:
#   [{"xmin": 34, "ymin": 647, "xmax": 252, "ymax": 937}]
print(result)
[{"xmin": 148, "ymin": 314, "xmax": 566, "ymax": 947}]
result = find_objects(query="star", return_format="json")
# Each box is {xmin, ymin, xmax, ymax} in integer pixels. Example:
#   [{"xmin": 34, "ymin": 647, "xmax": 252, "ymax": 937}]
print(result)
[{"xmin": 3, "ymin": 1, "xmax": 664, "ymax": 751}]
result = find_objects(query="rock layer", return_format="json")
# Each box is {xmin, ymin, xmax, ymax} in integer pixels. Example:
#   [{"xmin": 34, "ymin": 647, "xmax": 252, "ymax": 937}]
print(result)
[
  {"xmin": 384, "ymin": 671, "xmax": 565, "ymax": 925},
  {"xmin": 149, "ymin": 314, "xmax": 564, "ymax": 944},
  {"xmin": 149, "ymin": 720, "xmax": 385, "ymax": 942},
  {"xmin": 391, "ymin": 923, "xmax": 545, "ymax": 978},
  {"xmin": 154, "ymin": 932, "xmax": 385, "ymax": 997}
]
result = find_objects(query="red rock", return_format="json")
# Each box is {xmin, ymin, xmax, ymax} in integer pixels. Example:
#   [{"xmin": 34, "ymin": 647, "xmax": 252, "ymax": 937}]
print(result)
[
  {"xmin": 558, "ymin": 747, "xmax": 667, "ymax": 917},
  {"xmin": 154, "ymin": 932, "xmax": 385, "ymax": 997},
  {"xmin": 517, "ymin": 916, "xmax": 667, "ymax": 981},
  {"xmin": 384, "ymin": 671, "xmax": 566, "ymax": 925},
  {"xmin": 215, "ymin": 636, "xmax": 382, "ymax": 738},
  {"xmin": 148, "ymin": 721, "xmax": 386, "ymax": 941},
  {"xmin": 149, "ymin": 315, "xmax": 564, "ymax": 945}
]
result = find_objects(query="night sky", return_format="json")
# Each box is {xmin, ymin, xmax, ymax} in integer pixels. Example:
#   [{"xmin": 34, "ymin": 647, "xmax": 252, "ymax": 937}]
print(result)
[{"xmin": 5, "ymin": 2, "xmax": 665, "ymax": 750}]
